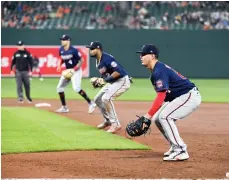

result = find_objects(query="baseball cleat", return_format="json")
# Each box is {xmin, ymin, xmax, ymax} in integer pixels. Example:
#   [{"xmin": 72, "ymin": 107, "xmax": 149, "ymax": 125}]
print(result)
[
  {"xmin": 40, "ymin": 78, "xmax": 44, "ymax": 81},
  {"xmin": 27, "ymin": 98, "xmax": 32, "ymax": 104},
  {"xmin": 97, "ymin": 121, "xmax": 112, "ymax": 129},
  {"xmin": 106, "ymin": 124, "xmax": 121, "ymax": 133},
  {"xmin": 27, "ymin": 100, "xmax": 33, "ymax": 104},
  {"xmin": 56, "ymin": 106, "xmax": 69, "ymax": 113},
  {"xmin": 18, "ymin": 99, "xmax": 24, "ymax": 104},
  {"xmin": 88, "ymin": 101, "xmax": 96, "ymax": 114},
  {"xmin": 164, "ymin": 146, "xmax": 174, "ymax": 157},
  {"xmin": 163, "ymin": 151, "xmax": 189, "ymax": 161}
]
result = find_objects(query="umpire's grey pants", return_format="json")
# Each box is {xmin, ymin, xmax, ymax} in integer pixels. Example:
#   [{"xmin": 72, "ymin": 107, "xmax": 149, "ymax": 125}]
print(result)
[{"xmin": 15, "ymin": 70, "xmax": 31, "ymax": 100}]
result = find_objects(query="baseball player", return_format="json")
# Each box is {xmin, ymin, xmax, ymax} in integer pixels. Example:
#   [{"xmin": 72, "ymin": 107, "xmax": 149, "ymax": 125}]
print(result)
[
  {"xmin": 30, "ymin": 55, "xmax": 43, "ymax": 81},
  {"xmin": 136, "ymin": 44, "xmax": 201, "ymax": 161},
  {"xmin": 86, "ymin": 41, "xmax": 131, "ymax": 133},
  {"xmin": 56, "ymin": 34, "xmax": 96, "ymax": 113}
]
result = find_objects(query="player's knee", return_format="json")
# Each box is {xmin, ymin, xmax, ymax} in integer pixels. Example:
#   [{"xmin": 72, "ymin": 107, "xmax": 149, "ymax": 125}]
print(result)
[
  {"xmin": 101, "ymin": 94, "xmax": 109, "ymax": 104},
  {"xmin": 73, "ymin": 86, "xmax": 81, "ymax": 93},
  {"xmin": 159, "ymin": 112, "xmax": 172, "ymax": 122},
  {"xmin": 57, "ymin": 87, "xmax": 64, "ymax": 93},
  {"xmin": 94, "ymin": 95, "xmax": 102, "ymax": 105},
  {"xmin": 155, "ymin": 119, "xmax": 163, "ymax": 129}
]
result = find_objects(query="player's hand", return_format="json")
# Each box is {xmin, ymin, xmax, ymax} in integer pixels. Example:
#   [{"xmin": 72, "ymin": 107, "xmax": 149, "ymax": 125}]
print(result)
[
  {"xmin": 28, "ymin": 72, "xmax": 32, "ymax": 76},
  {"xmin": 144, "ymin": 113, "xmax": 152, "ymax": 120},
  {"xmin": 57, "ymin": 66, "xmax": 61, "ymax": 72}
]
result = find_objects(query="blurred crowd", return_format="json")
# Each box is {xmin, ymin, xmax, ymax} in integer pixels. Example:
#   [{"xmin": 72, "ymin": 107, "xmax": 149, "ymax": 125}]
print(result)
[
  {"xmin": 2, "ymin": 1, "xmax": 229, "ymax": 30},
  {"xmin": 126, "ymin": 1, "xmax": 229, "ymax": 30},
  {"xmin": 1, "ymin": 1, "xmax": 72, "ymax": 29}
]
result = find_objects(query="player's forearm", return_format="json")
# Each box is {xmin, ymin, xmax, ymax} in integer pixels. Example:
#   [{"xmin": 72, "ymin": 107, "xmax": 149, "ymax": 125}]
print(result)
[
  {"xmin": 58, "ymin": 59, "xmax": 63, "ymax": 67},
  {"xmin": 146, "ymin": 91, "xmax": 166, "ymax": 118},
  {"xmin": 111, "ymin": 71, "xmax": 120, "ymax": 79},
  {"xmin": 104, "ymin": 71, "xmax": 120, "ymax": 83},
  {"xmin": 73, "ymin": 59, "xmax": 82, "ymax": 71}
]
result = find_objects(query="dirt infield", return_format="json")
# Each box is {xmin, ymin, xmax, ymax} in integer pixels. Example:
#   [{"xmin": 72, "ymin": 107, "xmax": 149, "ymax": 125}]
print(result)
[{"xmin": 1, "ymin": 98, "xmax": 229, "ymax": 178}]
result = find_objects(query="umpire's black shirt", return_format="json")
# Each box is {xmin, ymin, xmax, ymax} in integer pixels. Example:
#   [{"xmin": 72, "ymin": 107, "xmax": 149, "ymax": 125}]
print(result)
[{"xmin": 11, "ymin": 49, "xmax": 33, "ymax": 71}]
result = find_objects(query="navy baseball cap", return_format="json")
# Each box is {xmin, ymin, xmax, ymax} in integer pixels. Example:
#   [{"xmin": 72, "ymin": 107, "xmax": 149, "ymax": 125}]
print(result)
[
  {"xmin": 17, "ymin": 40, "xmax": 24, "ymax": 46},
  {"xmin": 136, "ymin": 44, "xmax": 159, "ymax": 57},
  {"xmin": 60, "ymin": 34, "xmax": 71, "ymax": 41},
  {"xmin": 86, "ymin": 41, "xmax": 103, "ymax": 50}
]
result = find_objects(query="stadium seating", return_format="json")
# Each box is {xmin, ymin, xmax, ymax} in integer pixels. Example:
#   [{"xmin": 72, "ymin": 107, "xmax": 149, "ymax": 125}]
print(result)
[{"xmin": 1, "ymin": 1, "xmax": 229, "ymax": 30}]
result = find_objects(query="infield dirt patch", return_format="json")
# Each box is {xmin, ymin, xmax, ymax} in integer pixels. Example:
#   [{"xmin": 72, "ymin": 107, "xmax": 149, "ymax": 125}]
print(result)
[{"xmin": 1, "ymin": 98, "xmax": 229, "ymax": 178}]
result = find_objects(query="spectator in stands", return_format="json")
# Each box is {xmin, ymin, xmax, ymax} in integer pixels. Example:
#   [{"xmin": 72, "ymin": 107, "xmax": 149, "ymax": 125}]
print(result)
[{"xmin": 1, "ymin": 1, "xmax": 229, "ymax": 30}]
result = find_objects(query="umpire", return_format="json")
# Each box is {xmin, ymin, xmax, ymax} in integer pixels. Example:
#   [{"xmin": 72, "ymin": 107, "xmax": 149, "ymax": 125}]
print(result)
[{"xmin": 10, "ymin": 41, "xmax": 33, "ymax": 103}]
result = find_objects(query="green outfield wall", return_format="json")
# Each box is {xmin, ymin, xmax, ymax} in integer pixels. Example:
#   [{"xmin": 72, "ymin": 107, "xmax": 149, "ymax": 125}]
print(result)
[{"xmin": 2, "ymin": 28, "xmax": 229, "ymax": 78}]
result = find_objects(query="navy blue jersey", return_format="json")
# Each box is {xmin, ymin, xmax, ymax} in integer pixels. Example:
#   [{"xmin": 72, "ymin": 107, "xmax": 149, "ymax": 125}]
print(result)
[
  {"xmin": 151, "ymin": 61, "xmax": 195, "ymax": 102},
  {"xmin": 97, "ymin": 52, "xmax": 127, "ymax": 80},
  {"xmin": 59, "ymin": 46, "xmax": 81, "ymax": 69}
]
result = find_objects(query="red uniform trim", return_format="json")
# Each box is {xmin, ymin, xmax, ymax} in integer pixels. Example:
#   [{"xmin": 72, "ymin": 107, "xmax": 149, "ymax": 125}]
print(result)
[{"xmin": 147, "ymin": 91, "xmax": 166, "ymax": 116}]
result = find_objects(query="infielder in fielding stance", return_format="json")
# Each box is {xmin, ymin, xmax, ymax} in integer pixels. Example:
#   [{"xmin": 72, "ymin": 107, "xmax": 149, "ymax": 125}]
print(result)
[
  {"xmin": 86, "ymin": 41, "xmax": 131, "ymax": 133},
  {"xmin": 56, "ymin": 34, "xmax": 96, "ymax": 113},
  {"xmin": 136, "ymin": 44, "xmax": 201, "ymax": 161}
]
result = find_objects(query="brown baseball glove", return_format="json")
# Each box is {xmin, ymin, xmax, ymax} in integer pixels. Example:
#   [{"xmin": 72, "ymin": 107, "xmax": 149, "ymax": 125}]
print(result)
[
  {"xmin": 90, "ymin": 77, "xmax": 106, "ymax": 88},
  {"xmin": 62, "ymin": 68, "xmax": 74, "ymax": 79}
]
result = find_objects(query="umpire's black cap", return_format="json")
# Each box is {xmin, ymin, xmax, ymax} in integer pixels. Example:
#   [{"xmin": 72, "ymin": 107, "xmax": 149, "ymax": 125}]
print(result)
[
  {"xmin": 136, "ymin": 44, "xmax": 159, "ymax": 58},
  {"xmin": 17, "ymin": 40, "xmax": 24, "ymax": 46},
  {"xmin": 60, "ymin": 34, "xmax": 71, "ymax": 41},
  {"xmin": 86, "ymin": 41, "xmax": 103, "ymax": 50}
]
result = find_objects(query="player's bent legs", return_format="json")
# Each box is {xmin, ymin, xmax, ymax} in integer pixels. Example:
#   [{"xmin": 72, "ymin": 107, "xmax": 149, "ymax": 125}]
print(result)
[
  {"xmin": 101, "ymin": 76, "xmax": 131, "ymax": 129},
  {"xmin": 94, "ymin": 84, "xmax": 110, "ymax": 122},
  {"xmin": 158, "ymin": 88, "xmax": 202, "ymax": 153},
  {"xmin": 71, "ymin": 69, "xmax": 94, "ymax": 111},
  {"xmin": 152, "ymin": 102, "xmax": 171, "ymax": 143},
  {"xmin": 56, "ymin": 76, "xmax": 71, "ymax": 112},
  {"xmin": 57, "ymin": 76, "xmax": 71, "ymax": 93},
  {"xmin": 71, "ymin": 69, "xmax": 82, "ymax": 93}
]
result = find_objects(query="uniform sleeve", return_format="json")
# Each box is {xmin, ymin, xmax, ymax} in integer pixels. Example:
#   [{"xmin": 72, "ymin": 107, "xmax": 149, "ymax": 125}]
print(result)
[
  {"xmin": 10, "ymin": 53, "xmax": 16, "ymax": 70},
  {"xmin": 151, "ymin": 70, "xmax": 169, "ymax": 92},
  {"xmin": 147, "ymin": 91, "xmax": 166, "ymax": 116},
  {"xmin": 73, "ymin": 48, "xmax": 82, "ymax": 61},
  {"xmin": 108, "ymin": 58, "xmax": 122, "ymax": 73}
]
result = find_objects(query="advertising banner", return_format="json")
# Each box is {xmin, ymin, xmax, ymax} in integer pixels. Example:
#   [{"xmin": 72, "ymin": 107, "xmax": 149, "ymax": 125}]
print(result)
[{"xmin": 1, "ymin": 46, "xmax": 90, "ymax": 77}]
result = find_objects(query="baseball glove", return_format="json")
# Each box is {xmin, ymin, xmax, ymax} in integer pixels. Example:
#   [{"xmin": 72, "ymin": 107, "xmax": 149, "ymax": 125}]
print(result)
[
  {"xmin": 62, "ymin": 68, "xmax": 74, "ymax": 79},
  {"xmin": 90, "ymin": 77, "xmax": 106, "ymax": 88},
  {"xmin": 125, "ymin": 115, "xmax": 151, "ymax": 138}
]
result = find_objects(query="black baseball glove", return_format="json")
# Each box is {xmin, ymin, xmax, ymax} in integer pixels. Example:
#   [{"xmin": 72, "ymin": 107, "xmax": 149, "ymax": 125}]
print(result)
[{"xmin": 125, "ymin": 115, "xmax": 151, "ymax": 138}]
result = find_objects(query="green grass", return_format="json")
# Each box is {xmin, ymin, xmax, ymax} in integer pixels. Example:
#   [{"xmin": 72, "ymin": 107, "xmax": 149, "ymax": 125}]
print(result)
[
  {"xmin": 1, "ymin": 78, "xmax": 229, "ymax": 103},
  {"xmin": 1, "ymin": 107, "xmax": 150, "ymax": 154}
]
